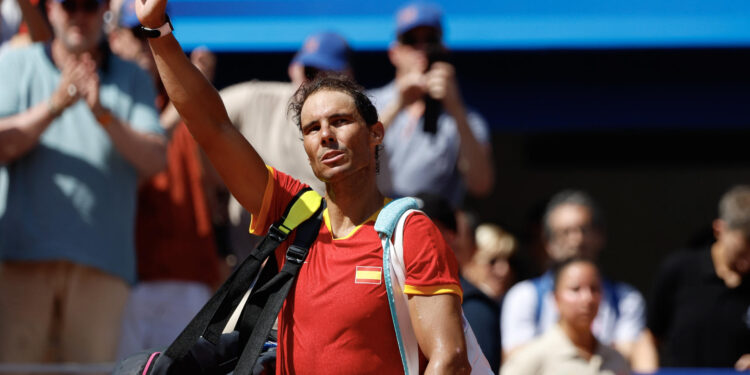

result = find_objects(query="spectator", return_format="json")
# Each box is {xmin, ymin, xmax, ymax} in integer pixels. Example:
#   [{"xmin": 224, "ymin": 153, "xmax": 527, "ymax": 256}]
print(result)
[
  {"xmin": 109, "ymin": 0, "xmax": 223, "ymax": 359},
  {"xmin": 369, "ymin": 1, "xmax": 494, "ymax": 208},
  {"xmin": 0, "ymin": 0, "xmax": 166, "ymax": 368},
  {"xmin": 647, "ymin": 185, "xmax": 750, "ymax": 370},
  {"xmin": 501, "ymin": 257, "xmax": 631, "ymax": 375},
  {"xmin": 465, "ymin": 223, "xmax": 520, "ymax": 301},
  {"xmin": 501, "ymin": 190, "xmax": 655, "ymax": 372},
  {"xmin": 219, "ymin": 30, "xmax": 351, "ymax": 258}
]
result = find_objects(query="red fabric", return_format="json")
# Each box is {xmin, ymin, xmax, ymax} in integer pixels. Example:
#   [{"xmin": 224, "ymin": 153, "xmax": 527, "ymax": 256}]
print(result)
[
  {"xmin": 255, "ymin": 168, "xmax": 461, "ymax": 375},
  {"xmin": 16, "ymin": 0, "xmax": 40, "ymax": 35},
  {"xmin": 135, "ymin": 123, "xmax": 219, "ymax": 286}
]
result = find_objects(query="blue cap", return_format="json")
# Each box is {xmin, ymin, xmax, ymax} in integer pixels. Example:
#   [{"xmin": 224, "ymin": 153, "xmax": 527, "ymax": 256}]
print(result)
[
  {"xmin": 395, "ymin": 2, "xmax": 443, "ymax": 37},
  {"xmin": 292, "ymin": 31, "xmax": 350, "ymax": 72},
  {"xmin": 119, "ymin": 0, "xmax": 140, "ymax": 28}
]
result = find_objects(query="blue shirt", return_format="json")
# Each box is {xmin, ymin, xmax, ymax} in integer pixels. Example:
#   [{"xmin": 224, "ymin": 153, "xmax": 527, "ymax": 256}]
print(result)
[
  {"xmin": 0, "ymin": 43, "xmax": 163, "ymax": 284},
  {"xmin": 368, "ymin": 81, "xmax": 490, "ymax": 207}
]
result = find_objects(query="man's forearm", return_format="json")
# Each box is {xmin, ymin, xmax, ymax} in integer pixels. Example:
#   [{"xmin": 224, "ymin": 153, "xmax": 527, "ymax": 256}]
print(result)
[
  {"xmin": 450, "ymin": 105, "xmax": 494, "ymax": 196},
  {"xmin": 148, "ymin": 36, "xmax": 230, "ymax": 146},
  {"xmin": 0, "ymin": 101, "xmax": 58, "ymax": 163},
  {"xmin": 146, "ymin": 30, "xmax": 268, "ymax": 216},
  {"xmin": 99, "ymin": 112, "xmax": 167, "ymax": 178}
]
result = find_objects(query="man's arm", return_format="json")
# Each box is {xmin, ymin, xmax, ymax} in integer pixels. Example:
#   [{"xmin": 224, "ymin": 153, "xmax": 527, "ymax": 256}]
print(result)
[
  {"xmin": 630, "ymin": 328, "xmax": 659, "ymax": 373},
  {"xmin": 136, "ymin": 0, "xmax": 268, "ymax": 215},
  {"xmin": 0, "ymin": 54, "xmax": 82, "ymax": 163},
  {"xmin": 407, "ymin": 293, "xmax": 470, "ymax": 375},
  {"xmin": 500, "ymin": 281, "xmax": 538, "ymax": 360},
  {"xmin": 73, "ymin": 53, "xmax": 167, "ymax": 178},
  {"xmin": 426, "ymin": 62, "xmax": 494, "ymax": 196}
]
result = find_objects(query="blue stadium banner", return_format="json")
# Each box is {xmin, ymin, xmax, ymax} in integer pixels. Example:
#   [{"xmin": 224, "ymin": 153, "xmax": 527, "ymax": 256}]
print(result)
[{"xmin": 167, "ymin": 0, "xmax": 750, "ymax": 51}]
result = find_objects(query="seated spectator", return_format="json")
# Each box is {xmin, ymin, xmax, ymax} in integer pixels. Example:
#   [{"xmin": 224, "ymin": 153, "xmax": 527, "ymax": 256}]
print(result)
[
  {"xmin": 501, "ymin": 190, "xmax": 654, "ymax": 371},
  {"xmin": 464, "ymin": 223, "xmax": 519, "ymax": 301},
  {"xmin": 647, "ymin": 185, "xmax": 750, "ymax": 370},
  {"xmin": 501, "ymin": 257, "xmax": 631, "ymax": 375}
]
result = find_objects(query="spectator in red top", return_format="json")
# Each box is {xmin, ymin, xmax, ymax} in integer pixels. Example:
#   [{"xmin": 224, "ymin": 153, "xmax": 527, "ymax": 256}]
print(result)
[{"xmin": 111, "ymin": 0, "xmax": 224, "ymax": 359}]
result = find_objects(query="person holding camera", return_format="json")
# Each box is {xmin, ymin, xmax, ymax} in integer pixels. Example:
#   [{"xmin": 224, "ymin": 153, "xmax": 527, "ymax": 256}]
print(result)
[{"xmin": 370, "ymin": 1, "xmax": 495, "ymax": 208}]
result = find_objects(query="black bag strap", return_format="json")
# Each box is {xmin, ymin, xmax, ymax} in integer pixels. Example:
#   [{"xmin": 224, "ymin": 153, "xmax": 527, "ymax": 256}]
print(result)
[
  {"xmin": 163, "ymin": 188, "xmax": 322, "ymax": 361},
  {"xmin": 231, "ymin": 199, "xmax": 325, "ymax": 375}
]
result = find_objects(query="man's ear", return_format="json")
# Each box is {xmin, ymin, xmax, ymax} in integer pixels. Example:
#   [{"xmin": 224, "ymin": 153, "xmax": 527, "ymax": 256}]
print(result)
[
  {"xmin": 713, "ymin": 219, "xmax": 726, "ymax": 240},
  {"xmin": 387, "ymin": 42, "xmax": 401, "ymax": 67},
  {"xmin": 370, "ymin": 121, "xmax": 384, "ymax": 145}
]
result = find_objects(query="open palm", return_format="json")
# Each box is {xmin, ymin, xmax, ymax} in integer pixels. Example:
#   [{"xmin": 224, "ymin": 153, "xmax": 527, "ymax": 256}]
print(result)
[{"xmin": 134, "ymin": 0, "xmax": 167, "ymax": 28}]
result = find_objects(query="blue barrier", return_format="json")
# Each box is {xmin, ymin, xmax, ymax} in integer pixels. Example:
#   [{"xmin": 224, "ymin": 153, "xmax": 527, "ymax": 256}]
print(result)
[{"xmin": 640, "ymin": 369, "xmax": 747, "ymax": 375}]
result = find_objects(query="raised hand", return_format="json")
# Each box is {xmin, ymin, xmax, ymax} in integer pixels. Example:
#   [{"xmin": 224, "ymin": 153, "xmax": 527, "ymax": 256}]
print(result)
[
  {"xmin": 425, "ymin": 61, "xmax": 463, "ymax": 116},
  {"xmin": 394, "ymin": 70, "xmax": 427, "ymax": 111},
  {"xmin": 134, "ymin": 0, "xmax": 168, "ymax": 29}
]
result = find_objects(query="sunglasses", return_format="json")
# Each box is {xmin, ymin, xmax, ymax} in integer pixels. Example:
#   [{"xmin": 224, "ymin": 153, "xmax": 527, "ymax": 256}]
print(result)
[
  {"xmin": 60, "ymin": 0, "xmax": 101, "ymax": 13},
  {"xmin": 399, "ymin": 32, "xmax": 441, "ymax": 47}
]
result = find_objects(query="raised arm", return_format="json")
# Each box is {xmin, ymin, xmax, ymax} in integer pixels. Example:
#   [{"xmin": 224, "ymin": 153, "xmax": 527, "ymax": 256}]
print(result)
[{"xmin": 136, "ymin": 0, "xmax": 268, "ymax": 215}]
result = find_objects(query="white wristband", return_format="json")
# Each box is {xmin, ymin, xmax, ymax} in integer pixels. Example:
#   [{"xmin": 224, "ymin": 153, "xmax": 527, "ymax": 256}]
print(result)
[{"xmin": 140, "ymin": 14, "xmax": 174, "ymax": 39}]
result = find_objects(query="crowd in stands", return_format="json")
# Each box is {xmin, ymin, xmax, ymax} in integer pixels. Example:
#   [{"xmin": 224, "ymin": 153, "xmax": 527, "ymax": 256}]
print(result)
[{"xmin": 1, "ymin": 0, "xmax": 749, "ymax": 374}]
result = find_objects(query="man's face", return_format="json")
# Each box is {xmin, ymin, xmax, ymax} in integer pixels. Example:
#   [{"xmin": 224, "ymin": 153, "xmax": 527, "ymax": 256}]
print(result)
[
  {"xmin": 48, "ymin": 0, "xmax": 106, "ymax": 53},
  {"xmin": 299, "ymin": 90, "xmax": 382, "ymax": 183},
  {"xmin": 545, "ymin": 204, "xmax": 605, "ymax": 262},
  {"xmin": 390, "ymin": 26, "xmax": 443, "ymax": 73},
  {"xmin": 715, "ymin": 222, "xmax": 750, "ymax": 276}
]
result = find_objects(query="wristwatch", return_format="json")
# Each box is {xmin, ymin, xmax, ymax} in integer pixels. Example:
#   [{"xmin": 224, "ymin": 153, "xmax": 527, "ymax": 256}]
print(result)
[{"xmin": 139, "ymin": 14, "xmax": 173, "ymax": 39}]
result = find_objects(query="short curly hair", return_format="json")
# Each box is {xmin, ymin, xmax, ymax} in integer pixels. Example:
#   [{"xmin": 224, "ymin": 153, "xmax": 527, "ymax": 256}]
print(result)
[{"xmin": 288, "ymin": 73, "xmax": 379, "ymax": 132}]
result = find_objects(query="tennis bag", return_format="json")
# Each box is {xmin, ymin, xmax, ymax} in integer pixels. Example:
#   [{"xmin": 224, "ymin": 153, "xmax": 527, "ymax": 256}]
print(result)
[
  {"xmin": 374, "ymin": 197, "xmax": 494, "ymax": 375},
  {"xmin": 112, "ymin": 188, "xmax": 325, "ymax": 375}
]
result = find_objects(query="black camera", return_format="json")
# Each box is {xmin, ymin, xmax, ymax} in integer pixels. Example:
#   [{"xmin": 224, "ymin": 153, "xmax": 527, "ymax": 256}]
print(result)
[{"xmin": 423, "ymin": 46, "xmax": 449, "ymax": 134}]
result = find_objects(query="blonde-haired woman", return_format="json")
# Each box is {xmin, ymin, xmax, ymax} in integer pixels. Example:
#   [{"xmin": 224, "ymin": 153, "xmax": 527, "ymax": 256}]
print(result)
[
  {"xmin": 464, "ymin": 224, "xmax": 519, "ymax": 301},
  {"xmin": 462, "ymin": 223, "xmax": 520, "ymax": 372}
]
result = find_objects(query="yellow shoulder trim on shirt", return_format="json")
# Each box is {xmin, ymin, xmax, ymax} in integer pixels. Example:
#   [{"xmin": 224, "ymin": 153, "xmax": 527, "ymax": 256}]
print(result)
[
  {"xmin": 403, "ymin": 284, "xmax": 463, "ymax": 302},
  {"xmin": 324, "ymin": 197, "xmax": 393, "ymax": 240},
  {"xmin": 249, "ymin": 166, "xmax": 275, "ymax": 235}
]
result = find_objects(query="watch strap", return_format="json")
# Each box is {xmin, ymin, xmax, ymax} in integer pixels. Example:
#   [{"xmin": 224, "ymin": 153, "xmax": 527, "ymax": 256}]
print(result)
[{"xmin": 139, "ymin": 14, "xmax": 173, "ymax": 39}]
